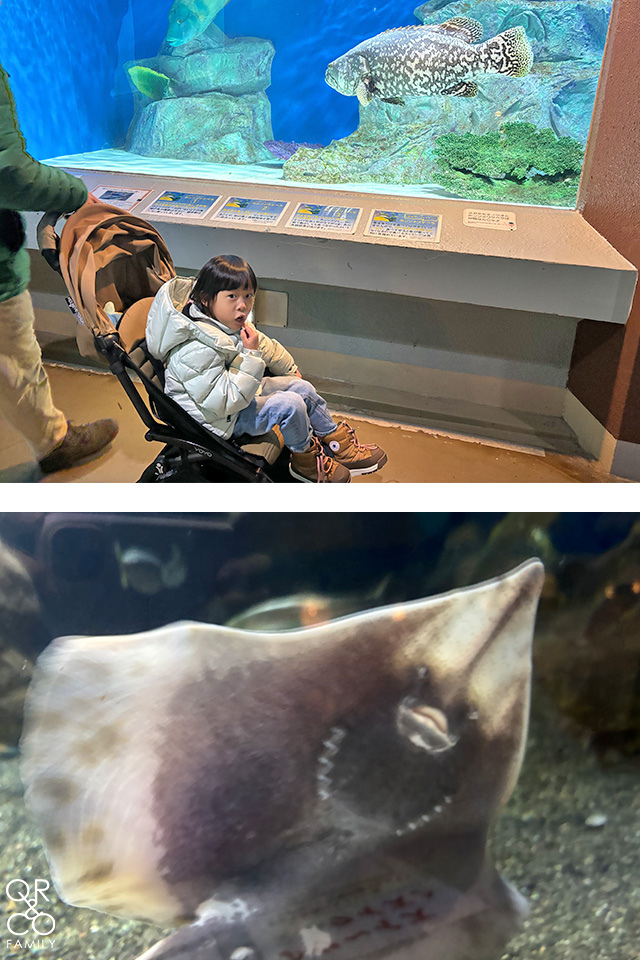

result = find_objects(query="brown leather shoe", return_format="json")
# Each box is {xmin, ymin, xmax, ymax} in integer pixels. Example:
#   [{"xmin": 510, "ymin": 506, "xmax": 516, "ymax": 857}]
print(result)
[
  {"xmin": 289, "ymin": 437, "xmax": 351, "ymax": 483},
  {"xmin": 38, "ymin": 419, "xmax": 118, "ymax": 474},
  {"xmin": 321, "ymin": 421, "xmax": 387, "ymax": 475}
]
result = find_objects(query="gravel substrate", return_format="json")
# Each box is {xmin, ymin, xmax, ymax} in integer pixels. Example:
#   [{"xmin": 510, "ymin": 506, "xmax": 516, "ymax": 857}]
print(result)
[{"xmin": 1, "ymin": 686, "xmax": 638, "ymax": 960}]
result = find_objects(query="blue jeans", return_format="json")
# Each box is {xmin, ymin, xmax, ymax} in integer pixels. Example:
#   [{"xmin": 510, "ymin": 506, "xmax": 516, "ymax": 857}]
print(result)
[{"xmin": 233, "ymin": 377, "xmax": 337, "ymax": 452}]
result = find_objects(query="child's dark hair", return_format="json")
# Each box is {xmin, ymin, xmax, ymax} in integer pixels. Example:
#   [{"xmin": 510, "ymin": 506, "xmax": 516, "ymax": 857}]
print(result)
[{"xmin": 190, "ymin": 255, "xmax": 257, "ymax": 314}]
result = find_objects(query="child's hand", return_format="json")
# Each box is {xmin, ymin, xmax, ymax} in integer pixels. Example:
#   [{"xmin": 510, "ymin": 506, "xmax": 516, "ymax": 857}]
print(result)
[{"xmin": 241, "ymin": 323, "xmax": 260, "ymax": 350}]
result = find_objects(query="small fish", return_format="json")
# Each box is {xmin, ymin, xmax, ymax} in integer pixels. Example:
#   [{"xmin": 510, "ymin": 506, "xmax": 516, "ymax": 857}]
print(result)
[
  {"xmin": 501, "ymin": 97, "xmax": 530, "ymax": 118},
  {"xmin": 326, "ymin": 17, "xmax": 533, "ymax": 107},
  {"xmin": 127, "ymin": 65, "xmax": 174, "ymax": 100},
  {"xmin": 548, "ymin": 103, "xmax": 566, "ymax": 139},
  {"xmin": 165, "ymin": 0, "xmax": 231, "ymax": 47},
  {"xmin": 21, "ymin": 561, "xmax": 543, "ymax": 960},
  {"xmin": 114, "ymin": 542, "xmax": 187, "ymax": 595},
  {"xmin": 227, "ymin": 577, "xmax": 391, "ymax": 631}
]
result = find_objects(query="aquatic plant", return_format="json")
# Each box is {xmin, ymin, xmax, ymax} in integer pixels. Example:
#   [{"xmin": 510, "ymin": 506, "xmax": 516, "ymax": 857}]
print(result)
[{"xmin": 434, "ymin": 121, "xmax": 584, "ymax": 205}]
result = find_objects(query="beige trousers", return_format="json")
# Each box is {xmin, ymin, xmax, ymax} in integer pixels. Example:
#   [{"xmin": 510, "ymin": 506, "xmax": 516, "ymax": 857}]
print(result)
[{"xmin": 0, "ymin": 290, "xmax": 67, "ymax": 457}]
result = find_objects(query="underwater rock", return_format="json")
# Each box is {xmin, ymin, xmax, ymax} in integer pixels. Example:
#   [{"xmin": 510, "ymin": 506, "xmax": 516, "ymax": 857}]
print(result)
[
  {"xmin": 128, "ymin": 91, "xmax": 273, "ymax": 163},
  {"xmin": 533, "ymin": 520, "xmax": 640, "ymax": 754},
  {"xmin": 0, "ymin": 649, "xmax": 33, "ymax": 750},
  {"xmin": 265, "ymin": 140, "xmax": 324, "ymax": 160},
  {"xmin": 414, "ymin": 0, "xmax": 612, "ymax": 63},
  {"xmin": 284, "ymin": 122, "xmax": 441, "ymax": 187},
  {"xmin": 0, "ymin": 540, "xmax": 40, "ymax": 747},
  {"xmin": 283, "ymin": 115, "xmax": 582, "ymax": 206},
  {"xmin": 21, "ymin": 562, "xmax": 544, "ymax": 960},
  {"xmin": 126, "ymin": 35, "xmax": 275, "ymax": 99},
  {"xmin": 549, "ymin": 73, "xmax": 600, "ymax": 141},
  {"xmin": 125, "ymin": 28, "xmax": 275, "ymax": 164},
  {"xmin": 423, "ymin": 513, "xmax": 560, "ymax": 596}
]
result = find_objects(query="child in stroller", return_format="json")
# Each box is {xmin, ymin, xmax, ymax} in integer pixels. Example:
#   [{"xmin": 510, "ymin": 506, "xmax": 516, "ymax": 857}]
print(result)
[{"xmin": 146, "ymin": 255, "xmax": 388, "ymax": 483}]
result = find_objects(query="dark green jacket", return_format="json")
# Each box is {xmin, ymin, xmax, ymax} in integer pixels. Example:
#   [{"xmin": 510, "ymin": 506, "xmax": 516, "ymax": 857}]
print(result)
[{"xmin": 0, "ymin": 64, "xmax": 87, "ymax": 302}]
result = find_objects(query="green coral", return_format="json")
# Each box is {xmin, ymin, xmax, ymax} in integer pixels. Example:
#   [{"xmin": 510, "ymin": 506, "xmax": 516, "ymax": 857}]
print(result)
[{"xmin": 434, "ymin": 122, "xmax": 584, "ymax": 206}]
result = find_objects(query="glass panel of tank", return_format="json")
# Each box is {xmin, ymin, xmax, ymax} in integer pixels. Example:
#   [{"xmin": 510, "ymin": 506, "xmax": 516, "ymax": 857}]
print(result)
[{"xmin": 0, "ymin": 0, "xmax": 613, "ymax": 207}]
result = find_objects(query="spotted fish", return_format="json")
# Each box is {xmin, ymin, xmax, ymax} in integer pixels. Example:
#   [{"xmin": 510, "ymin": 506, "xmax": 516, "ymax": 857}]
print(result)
[
  {"xmin": 326, "ymin": 17, "xmax": 533, "ymax": 106},
  {"xmin": 20, "ymin": 561, "xmax": 543, "ymax": 960}
]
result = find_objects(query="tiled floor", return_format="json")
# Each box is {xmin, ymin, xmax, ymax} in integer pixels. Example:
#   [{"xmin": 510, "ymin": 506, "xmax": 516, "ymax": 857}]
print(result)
[{"xmin": 0, "ymin": 364, "xmax": 627, "ymax": 483}]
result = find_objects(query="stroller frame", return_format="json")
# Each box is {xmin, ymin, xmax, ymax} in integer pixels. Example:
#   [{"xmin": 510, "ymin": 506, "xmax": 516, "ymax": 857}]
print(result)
[{"xmin": 96, "ymin": 331, "xmax": 277, "ymax": 483}]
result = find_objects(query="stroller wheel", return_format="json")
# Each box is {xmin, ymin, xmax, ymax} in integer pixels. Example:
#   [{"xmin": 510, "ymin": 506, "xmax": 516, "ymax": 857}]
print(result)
[{"xmin": 137, "ymin": 453, "xmax": 208, "ymax": 483}]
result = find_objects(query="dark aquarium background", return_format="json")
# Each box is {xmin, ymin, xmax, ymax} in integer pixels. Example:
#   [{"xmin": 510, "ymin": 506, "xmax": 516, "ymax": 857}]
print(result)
[
  {"xmin": 0, "ymin": 0, "xmax": 613, "ymax": 206},
  {"xmin": 0, "ymin": 512, "xmax": 638, "ymax": 960}
]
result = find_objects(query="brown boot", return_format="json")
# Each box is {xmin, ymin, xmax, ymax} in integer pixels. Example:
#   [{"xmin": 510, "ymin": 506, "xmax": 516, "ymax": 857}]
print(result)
[
  {"xmin": 321, "ymin": 421, "xmax": 387, "ymax": 476},
  {"xmin": 38, "ymin": 419, "xmax": 118, "ymax": 474},
  {"xmin": 289, "ymin": 437, "xmax": 351, "ymax": 483}
]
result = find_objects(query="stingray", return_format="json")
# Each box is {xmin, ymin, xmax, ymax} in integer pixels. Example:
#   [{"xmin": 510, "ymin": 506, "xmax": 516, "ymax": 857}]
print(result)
[{"xmin": 20, "ymin": 559, "xmax": 544, "ymax": 960}]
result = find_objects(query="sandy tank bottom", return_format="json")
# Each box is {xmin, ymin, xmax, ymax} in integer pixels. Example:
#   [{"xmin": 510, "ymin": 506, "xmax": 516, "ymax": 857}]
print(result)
[{"xmin": 0, "ymin": 684, "xmax": 638, "ymax": 960}]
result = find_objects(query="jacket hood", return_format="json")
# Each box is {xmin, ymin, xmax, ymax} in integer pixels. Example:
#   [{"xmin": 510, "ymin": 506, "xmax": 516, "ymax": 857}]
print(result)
[{"xmin": 146, "ymin": 276, "xmax": 242, "ymax": 363}]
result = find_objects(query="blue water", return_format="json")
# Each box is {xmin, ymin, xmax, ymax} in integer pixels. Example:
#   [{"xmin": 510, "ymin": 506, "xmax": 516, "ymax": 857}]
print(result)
[
  {"xmin": 0, "ymin": 0, "xmax": 612, "ymax": 208},
  {"xmin": 0, "ymin": 0, "xmax": 414, "ymax": 160}
]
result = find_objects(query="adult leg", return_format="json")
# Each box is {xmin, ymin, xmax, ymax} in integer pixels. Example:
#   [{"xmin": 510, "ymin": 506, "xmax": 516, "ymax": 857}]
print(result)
[
  {"xmin": 0, "ymin": 290, "xmax": 67, "ymax": 457},
  {"xmin": 0, "ymin": 290, "xmax": 118, "ymax": 471}
]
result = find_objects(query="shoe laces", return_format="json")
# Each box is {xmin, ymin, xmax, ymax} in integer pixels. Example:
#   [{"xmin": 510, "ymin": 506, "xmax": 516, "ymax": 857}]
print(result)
[
  {"xmin": 311, "ymin": 437, "xmax": 336, "ymax": 483},
  {"xmin": 342, "ymin": 421, "xmax": 375, "ymax": 451}
]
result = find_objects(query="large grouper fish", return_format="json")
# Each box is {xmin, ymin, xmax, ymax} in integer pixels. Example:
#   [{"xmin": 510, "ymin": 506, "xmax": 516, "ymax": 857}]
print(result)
[
  {"xmin": 326, "ymin": 16, "xmax": 533, "ymax": 106},
  {"xmin": 20, "ymin": 560, "xmax": 544, "ymax": 960}
]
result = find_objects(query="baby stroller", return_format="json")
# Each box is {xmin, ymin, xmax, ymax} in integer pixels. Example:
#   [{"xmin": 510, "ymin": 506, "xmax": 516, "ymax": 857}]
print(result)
[{"xmin": 37, "ymin": 203, "xmax": 287, "ymax": 483}]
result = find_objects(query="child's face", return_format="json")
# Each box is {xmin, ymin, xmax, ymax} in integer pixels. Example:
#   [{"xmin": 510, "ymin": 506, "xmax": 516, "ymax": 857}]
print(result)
[{"xmin": 207, "ymin": 285, "xmax": 256, "ymax": 330}]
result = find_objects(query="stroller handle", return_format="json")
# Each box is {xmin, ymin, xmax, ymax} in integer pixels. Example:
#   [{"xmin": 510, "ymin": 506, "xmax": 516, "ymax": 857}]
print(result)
[{"xmin": 36, "ymin": 211, "xmax": 64, "ymax": 274}]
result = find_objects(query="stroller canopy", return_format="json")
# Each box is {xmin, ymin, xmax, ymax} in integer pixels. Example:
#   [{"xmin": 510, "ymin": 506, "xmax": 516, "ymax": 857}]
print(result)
[{"xmin": 44, "ymin": 203, "xmax": 176, "ymax": 359}]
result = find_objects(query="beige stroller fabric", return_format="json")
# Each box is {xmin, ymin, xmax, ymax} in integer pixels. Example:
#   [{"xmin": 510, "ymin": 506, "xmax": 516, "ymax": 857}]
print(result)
[{"xmin": 57, "ymin": 203, "xmax": 175, "ymax": 360}]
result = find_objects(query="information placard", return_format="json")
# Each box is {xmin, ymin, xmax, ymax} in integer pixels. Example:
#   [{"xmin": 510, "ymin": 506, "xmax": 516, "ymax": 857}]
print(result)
[
  {"xmin": 93, "ymin": 185, "xmax": 152, "ymax": 210},
  {"xmin": 463, "ymin": 209, "xmax": 517, "ymax": 230},
  {"xmin": 364, "ymin": 210, "xmax": 442, "ymax": 242},
  {"xmin": 287, "ymin": 203, "xmax": 362, "ymax": 234},
  {"xmin": 212, "ymin": 198, "xmax": 289, "ymax": 226},
  {"xmin": 145, "ymin": 191, "xmax": 221, "ymax": 219}
]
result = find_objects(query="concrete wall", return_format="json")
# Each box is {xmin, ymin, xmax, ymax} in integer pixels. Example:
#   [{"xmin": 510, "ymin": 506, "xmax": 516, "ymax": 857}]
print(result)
[
  {"xmin": 258, "ymin": 277, "xmax": 577, "ymax": 390},
  {"xmin": 29, "ymin": 243, "xmax": 579, "ymax": 447}
]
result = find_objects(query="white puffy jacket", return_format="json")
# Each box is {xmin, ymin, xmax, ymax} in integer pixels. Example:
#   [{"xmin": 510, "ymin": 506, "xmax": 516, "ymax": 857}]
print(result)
[{"xmin": 146, "ymin": 277, "xmax": 298, "ymax": 438}]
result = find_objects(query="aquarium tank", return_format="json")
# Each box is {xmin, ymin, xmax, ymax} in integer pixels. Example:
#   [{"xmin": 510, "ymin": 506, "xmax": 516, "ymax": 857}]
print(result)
[{"xmin": 0, "ymin": 0, "xmax": 613, "ymax": 208}]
